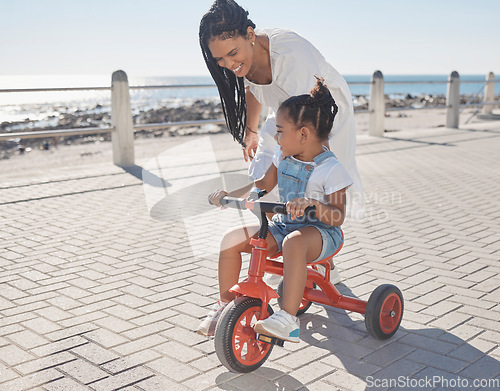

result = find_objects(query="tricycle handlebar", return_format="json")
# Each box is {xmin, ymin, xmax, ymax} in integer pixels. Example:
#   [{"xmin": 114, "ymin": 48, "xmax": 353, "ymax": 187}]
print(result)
[{"xmin": 217, "ymin": 196, "xmax": 316, "ymax": 219}]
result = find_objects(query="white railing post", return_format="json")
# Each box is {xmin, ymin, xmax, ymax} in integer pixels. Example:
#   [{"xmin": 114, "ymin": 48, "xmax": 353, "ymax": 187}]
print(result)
[
  {"xmin": 446, "ymin": 71, "xmax": 460, "ymax": 128},
  {"xmin": 368, "ymin": 70, "xmax": 385, "ymax": 137},
  {"xmin": 482, "ymin": 72, "xmax": 495, "ymax": 115},
  {"xmin": 111, "ymin": 70, "xmax": 135, "ymax": 166}
]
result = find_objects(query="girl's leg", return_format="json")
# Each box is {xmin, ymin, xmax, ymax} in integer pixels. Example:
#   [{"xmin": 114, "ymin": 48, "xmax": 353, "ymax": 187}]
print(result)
[
  {"xmin": 281, "ymin": 226, "xmax": 323, "ymax": 315},
  {"xmin": 218, "ymin": 225, "xmax": 278, "ymax": 302}
]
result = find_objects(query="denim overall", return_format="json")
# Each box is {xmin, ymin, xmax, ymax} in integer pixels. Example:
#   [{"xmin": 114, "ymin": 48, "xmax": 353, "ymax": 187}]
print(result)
[{"xmin": 268, "ymin": 150, "xmax": 344, "ymax": 261}]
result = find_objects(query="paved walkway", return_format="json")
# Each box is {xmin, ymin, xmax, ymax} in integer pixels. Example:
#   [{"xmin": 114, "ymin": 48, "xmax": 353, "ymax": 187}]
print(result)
[{"xmin": 1, "ymin": 120, "xmax": 499, "ymax": 390}]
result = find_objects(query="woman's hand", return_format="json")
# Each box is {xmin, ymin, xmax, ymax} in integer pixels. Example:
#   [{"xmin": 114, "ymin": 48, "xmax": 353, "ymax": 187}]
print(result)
[
  {"xmin": 286, "ymin": 198, "xmax": 317, "ymax": 220},
  {"xmin": 243, "ymin": 131, "xmax": 258, "ymax": 162},
  {"xmin": 244, "ymin": 89, "xmax": 261, "ymax": 162},
  {"xmin": 208, "ymin": 189, "xmax": 228, "ymax": 207}
]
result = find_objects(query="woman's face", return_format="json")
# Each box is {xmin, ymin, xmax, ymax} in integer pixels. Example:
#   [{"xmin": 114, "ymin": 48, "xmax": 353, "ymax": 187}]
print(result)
[{"xmin": 208, "ymin": 30, "xmax": 255, "ymax": 77}]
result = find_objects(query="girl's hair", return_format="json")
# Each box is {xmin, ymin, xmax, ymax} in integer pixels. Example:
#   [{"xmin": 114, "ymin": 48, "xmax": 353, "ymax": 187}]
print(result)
[
  {"xmin": 199, "ymin": 0, "xmax": 256, "ymax": 146},
  {"xmin": 278, "ymin": 77, "xmax": 339, "ymax": 141}
]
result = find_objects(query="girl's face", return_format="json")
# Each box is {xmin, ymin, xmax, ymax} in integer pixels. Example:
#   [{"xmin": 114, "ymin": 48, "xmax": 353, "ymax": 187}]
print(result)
[
  {"xmin": 275, "ymin": 109, "xmax": 302, "ymax": 157},
  {"xmin": 208, "ymin": 29, "xmax": 255, "ymax": 78}
]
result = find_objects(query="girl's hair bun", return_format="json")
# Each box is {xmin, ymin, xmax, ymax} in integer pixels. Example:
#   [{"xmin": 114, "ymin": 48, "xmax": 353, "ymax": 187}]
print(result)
[{"xmin": 278, "ymin": 75, "xmax": 338, "ymax": 140}]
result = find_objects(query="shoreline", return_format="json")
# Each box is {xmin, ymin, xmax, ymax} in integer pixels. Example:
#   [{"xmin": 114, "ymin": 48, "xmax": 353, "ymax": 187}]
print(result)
[
  {"xmin": 1, "ymin": 107, "xmax": 497, "ymax": 175},
  {"xmin": 0, "ymin": 93, "xmax": 496, "ymax": 160}
]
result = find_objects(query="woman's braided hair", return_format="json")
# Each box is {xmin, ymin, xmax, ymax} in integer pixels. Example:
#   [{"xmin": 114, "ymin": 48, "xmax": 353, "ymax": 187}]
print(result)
[
  {"xmin": 199, "ymin": 0, "xmax": 256, "ymax": 146},
  {"xmin": 279, "ymin": 77, "xmax": 339, "ymax": 141}
]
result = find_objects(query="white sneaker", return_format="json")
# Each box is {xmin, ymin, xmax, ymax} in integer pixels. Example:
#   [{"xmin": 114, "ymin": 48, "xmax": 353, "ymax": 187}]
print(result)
[
  {"xmin": 254, "ymin": 310, "xmax": 300, "ymax": 343},
  {"xmin": 315, "ymin": 264, "xmax": 341, "ymax": 284},
  {"xmin": 197, "ymin": 300, "xmax": 228, "ymax": 336}
]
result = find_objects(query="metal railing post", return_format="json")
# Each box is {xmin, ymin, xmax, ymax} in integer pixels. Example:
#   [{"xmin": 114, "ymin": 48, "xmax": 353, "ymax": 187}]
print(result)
[
  {"xmin": 483, "ymin": 72, "xmax": 495, "ymax": 114},
  {"xmin": 111, "ymin": 70, "xmax": 135, "ymax": 166},
  {"xmin": 446, "ymin": 71, "xmax": 460, "ymax": 128},
  {"xmin": 368, "ymin": 70, "xmax": 385, "ymax": 136}
]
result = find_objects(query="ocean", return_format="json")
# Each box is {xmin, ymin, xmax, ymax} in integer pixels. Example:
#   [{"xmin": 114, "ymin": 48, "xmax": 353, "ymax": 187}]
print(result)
[{"xmin": 0, "ymin": 74, "xmax": 498, "ymax": 124}]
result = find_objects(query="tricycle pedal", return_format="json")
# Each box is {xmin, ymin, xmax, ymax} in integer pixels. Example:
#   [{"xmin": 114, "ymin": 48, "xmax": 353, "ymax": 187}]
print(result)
[{"xmin": 257, "ymin": 333, "xmax": 285, "ymax": 347}]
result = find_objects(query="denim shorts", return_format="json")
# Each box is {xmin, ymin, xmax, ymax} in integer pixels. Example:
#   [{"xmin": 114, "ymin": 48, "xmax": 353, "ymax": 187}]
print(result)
[{"xmin": 268, "ymin": 221, "xmax": 343, "ymax": 262}]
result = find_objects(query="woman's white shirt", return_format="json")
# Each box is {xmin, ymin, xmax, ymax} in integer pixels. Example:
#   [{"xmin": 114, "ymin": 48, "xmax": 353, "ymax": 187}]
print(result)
[{"xmin": 245, "ymin": 28, "xmax": 364, "ymax": 218}]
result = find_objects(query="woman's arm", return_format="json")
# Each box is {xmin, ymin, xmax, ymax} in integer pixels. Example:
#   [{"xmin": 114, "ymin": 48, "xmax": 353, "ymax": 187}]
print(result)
[
  {"xmin": 243, "ymin": 88, "xmax": 262, "ymax": 162},
  {"xmin": 228, "ymin": 163, "xmax": 277, "ymax": 198}
]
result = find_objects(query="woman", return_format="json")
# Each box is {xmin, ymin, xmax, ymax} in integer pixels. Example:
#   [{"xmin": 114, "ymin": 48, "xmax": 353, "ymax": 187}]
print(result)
[{"xmin": 199, "ymin": 0, "xmax": 363, "ymax": 219}]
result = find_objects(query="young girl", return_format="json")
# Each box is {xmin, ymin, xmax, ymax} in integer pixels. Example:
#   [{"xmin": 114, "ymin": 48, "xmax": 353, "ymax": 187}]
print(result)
[
  {"xmin": 199, "ymin": 0, "xmax": 363, "ymax": 220},
  {"xmin": 198, "ymin": 78, "xmax": 353, "ymax": 342}
]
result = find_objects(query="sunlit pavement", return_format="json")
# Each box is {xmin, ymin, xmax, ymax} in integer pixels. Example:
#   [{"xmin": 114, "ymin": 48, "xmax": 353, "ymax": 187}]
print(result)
[{"xmin": 1, "ymin": 121, "xmax": 499, "ymax": 390}]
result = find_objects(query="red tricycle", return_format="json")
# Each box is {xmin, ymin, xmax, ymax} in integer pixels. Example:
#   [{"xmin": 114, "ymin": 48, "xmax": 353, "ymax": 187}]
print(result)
[{"xmin": 213, "ymin": 196, "xmax": 404, "ymax": 373}]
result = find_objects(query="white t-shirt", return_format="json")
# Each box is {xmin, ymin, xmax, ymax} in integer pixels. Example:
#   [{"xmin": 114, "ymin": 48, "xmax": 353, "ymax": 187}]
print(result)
[
  {"xmin": 245, "ymin": 28, "xmax": 364, "ymax": 218},
  {"xmin": 272, "ymin": 147, "xmax": 353, "ymax": 204}
]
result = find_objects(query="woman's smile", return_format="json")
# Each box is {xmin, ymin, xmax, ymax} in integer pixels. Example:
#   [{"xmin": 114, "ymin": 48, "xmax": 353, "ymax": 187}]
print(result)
[{"xmin": 232, "ymin": 63, "xmax": 244, "ymax": 75}]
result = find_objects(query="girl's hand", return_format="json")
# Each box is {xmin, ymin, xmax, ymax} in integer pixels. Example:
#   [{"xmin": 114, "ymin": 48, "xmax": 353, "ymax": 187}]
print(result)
[
  {"xmin": 243, "ymin": 132, "xmax": 258, "ymax": 162},
  {"xmin": 286, "ymin": 198, "xmax": 317, "ymax": 220},
  {"xmin": 209, "ymin": 190, "xmax": 228, "ymax": 207}
]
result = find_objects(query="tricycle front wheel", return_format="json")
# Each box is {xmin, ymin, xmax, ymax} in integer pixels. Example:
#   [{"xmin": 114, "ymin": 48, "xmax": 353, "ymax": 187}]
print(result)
[{"xmin": 214, "ymin": 297, "xmax": 274, "ymax": 373}]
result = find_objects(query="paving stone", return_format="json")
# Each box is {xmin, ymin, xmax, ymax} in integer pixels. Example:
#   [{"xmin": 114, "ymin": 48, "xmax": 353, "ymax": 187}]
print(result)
[
  {"xmin": 135, "ymin": 375, "xmax": 192, "ymax": 391},
  {"xmin": 31, "ymin": 336, "xmax": 89, "ymax": 357},
  {"xmin": 6, "ymin": 329, "xmax": 50, "ymax": 350},
  {"xmin": 281, "ymin": 360, "xmax": 336, "ymax": 386},
  {"xmin": 429, "ymin": 311, "xmax": 474, "ymax": 331},
  {"xmin": 100, "ymin": 350, "xmax": 162, "ymax": 375},
  {"xmin": 13, "ymin": 351, "xmax": 76, "ymax": 375},
  {"xmin": 71, "ymin": 342, "xmax": 119, "ymax": 365},
  {"xmin": 103, "ymin": 304, "xmax": 145, "ymax": 320},
  {"xmin": 42, "ymin": 377, "xmax": 92, "ymax": 391},
  {"xmin": 112, "ymin": 334, "xmax": 167, "ymax": 356},
  {"xmin": 405, "ymin": 349, "xmax": 468, "ymax": 373},
  {"xmin": 0, "ymin": 362, "xmax": 19, "ymax": 383},
  {"xmin": 459, "ymin": 354, "xmax": 500, "ymax": 380},
  {"xmin": 58, "ymin": 358, "xmax": 109, "ymax": 384},
  {"xmin": 0, "ymin": 344, "xmax": 36, "ymax": 366},
  {"xmin": 368, "ymin": 358, "xmax": 424, "ymax": 384},
  {"xmin": 146, "ymin": 356, "xmax": 200, "ymax": 382},
  {"xmin": 90, "ymin": 366, "xmax": 155, "ymax": 391},
  {"xmin": 153, "ymin": 340, "xmax": 204, "ymax": 363},
  {"xmin": 323, "ymin": 368, "xmax": 367, "ymax": 391},
  {"xmin": 44, "ymin": 323, "xmax": 97, "ymax": 342},
  {"xmin": 83, "ymin": 328, "xmax": 129, "ymax": 348},
  {"xmin": 94, "ymin": 316, "xmax": 136, "ymax": 333},
  {"xmin": 0, "ymin": 368, "xmax": 63, "ymax": 391},
  {"xmin": 363, "ymin": 340, "xmax": 415, "ymax": 366}
]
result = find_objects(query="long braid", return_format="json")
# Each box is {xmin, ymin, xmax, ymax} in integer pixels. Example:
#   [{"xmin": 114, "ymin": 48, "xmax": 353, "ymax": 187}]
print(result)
[{"xmin": 199, "ymin": 0, "xmax": 256, "ymax": 146}]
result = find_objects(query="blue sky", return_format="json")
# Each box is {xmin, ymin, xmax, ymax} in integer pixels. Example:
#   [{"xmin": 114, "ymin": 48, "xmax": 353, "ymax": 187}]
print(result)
[{"xmin": 2, "ymin": 0, "xmax": 499, "ymax": 77}]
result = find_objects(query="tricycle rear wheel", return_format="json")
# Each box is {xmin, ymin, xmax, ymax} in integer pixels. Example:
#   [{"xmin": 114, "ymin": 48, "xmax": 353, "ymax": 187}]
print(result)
[
  {"xmin": 365, "ymin": 284, "xmax": 403, "ymax": 340},
  {"xmin": 277, "ymin": 278, "xmax": 315, "ymax": 316}
]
